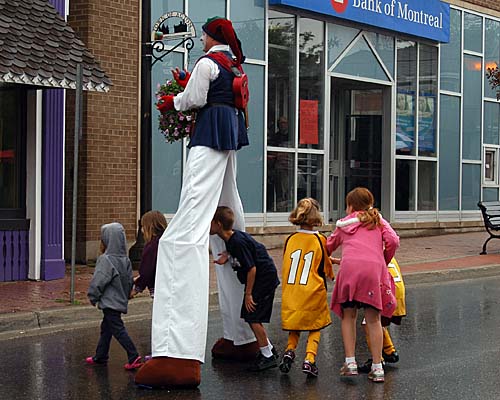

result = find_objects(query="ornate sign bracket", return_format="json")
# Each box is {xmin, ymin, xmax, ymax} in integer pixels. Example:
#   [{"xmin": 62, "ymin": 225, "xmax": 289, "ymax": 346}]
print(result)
[{"xmin": 149, "ymin": 11, "xmax": 196, "ymax": 67}]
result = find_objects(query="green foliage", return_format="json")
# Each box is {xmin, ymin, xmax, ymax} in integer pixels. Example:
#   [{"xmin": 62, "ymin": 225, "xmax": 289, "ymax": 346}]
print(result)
[{"xmin": 486, "ymin": 65, "xmax": 500, "ymax": 100}]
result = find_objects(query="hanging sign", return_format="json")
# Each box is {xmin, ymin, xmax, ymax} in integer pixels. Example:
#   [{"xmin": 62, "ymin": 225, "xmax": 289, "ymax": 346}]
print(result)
[
  {"xmin": 151, "ymin": 11, "xmax": 196, "ymax": 41},
  {"xmin": 269, "ymin": 0, "xmax": 450, "ymax": 43}
]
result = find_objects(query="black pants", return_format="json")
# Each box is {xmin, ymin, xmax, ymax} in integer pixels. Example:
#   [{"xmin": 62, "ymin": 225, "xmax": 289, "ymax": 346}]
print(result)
[{"xmin": 95, "ymin": 308, "xmax": 138, "ymax": 363}]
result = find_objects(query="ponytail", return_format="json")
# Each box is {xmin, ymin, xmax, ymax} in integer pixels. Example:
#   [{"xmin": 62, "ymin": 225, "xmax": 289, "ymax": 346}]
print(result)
[{"xmin": 358, "ymin": 207, "xmax": 381, "ymax": 230}]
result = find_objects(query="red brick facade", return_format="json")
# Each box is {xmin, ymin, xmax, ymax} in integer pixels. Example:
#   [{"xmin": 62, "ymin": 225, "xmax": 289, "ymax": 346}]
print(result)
[
  {"xmin": 450, "ymin": 0, "xmax": 500, "ymax": 14},
  {"xmin": 66, "ymin": 0, "xmax": 140, "ymax": 261}
]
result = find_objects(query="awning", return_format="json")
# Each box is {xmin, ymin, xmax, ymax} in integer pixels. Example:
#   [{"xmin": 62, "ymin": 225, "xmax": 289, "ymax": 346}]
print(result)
[{"xmin": 0, "ymin": 0, "xmax": 111, "ymax": 92}]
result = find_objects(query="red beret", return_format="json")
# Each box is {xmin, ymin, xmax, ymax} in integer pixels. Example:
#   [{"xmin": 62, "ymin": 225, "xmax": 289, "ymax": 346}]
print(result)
[{"xmin": 202, "ymin": 17, "xmax": 245, "ymax": 65}]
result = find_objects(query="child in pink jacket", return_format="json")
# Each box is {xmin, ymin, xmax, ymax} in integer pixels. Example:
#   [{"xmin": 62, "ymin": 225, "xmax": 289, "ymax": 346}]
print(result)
[{"xmin": 327, "ymin": 187, "xmax": 399, "ymax": 383}]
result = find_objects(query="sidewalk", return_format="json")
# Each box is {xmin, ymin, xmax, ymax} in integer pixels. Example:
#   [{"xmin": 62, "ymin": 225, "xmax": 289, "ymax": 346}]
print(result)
[{"xmin": 1, "ymin": 231, "xmax": 500, "ymax": 336}]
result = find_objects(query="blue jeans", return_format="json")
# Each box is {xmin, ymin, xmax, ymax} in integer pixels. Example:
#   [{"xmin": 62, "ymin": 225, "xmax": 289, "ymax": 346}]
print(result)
[{"xmin": 95, "ymin": 308, "xmax": 138, "ymax": 363}]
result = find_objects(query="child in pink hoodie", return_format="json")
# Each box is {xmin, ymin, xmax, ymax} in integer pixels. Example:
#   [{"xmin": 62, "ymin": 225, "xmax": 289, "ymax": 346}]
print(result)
[{"xmin": 327, "ymin": 187, "xmax": 399, "ymax": 383}]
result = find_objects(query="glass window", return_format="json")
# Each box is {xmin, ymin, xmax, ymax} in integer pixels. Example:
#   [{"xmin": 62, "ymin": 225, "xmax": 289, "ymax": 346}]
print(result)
[
  {"xmin": 464, "ymin": 13, "xmax": 483, "ymax": 54},
  {"xmin": 484, "ymin": 102, "xmax": 500, "ymax": 145},
  {"xmin": 152, "ymin": 52, "xmax": 184, "ymax": 213},
  {"xmin": 267, "ymin": 151, "xmax": 294, "ymax": 212},
  {"xmin": 418, "ymin": 44, "xmax": 438, "ymax": 157},
  {"xmin": 151, "ymin": 0, "xmax": 184, "ymax": 30},
  {"xmin": 299, "ymin": 18, "xmax": 325, "ymax": 150},
  {"xmin": 364, "ymin": 31, "xmax": 394, "ymax": 78},
  {"xmin": 268, "ymin": 11, "xmax": 296, "ymax": 148},
  {"xmin": 396, "ymin": 40, "xmax": 417, "ymax": 156},
  {"xmin": 188, "ymin": 0, "xmax": 226, "ymax": 70},
  {"xmin": 237, "ymin": 64, "xmax": 265, "ymax": 212},
  {"xmin": 418, "ymin": 161, "xmax": 436, "ymax": 210},
  {"xmin": 396, "ymin": 159, "xmax": 415, "ymax": 211},
  {"xmin": 297, "ymin": 153, "xmax": 323, "ymax": 204},
  {"xmin": 484, "ymin": 19, "xmax": 500, "ymax": 99},
  {"xmin": 0, "ymin": 88, "xmax": 25, "ymax": 217},
  {"xmin": 440, "ymin": 9, "xmax": 461, "ymax": 93},
  {"xmin": 463, "ymin": 55, "xmax": 482, "ymax": 160},
  {"xmin": 484, "ymin": 148, "xmax": 497, "ymax": 184},
  {"xmin": 231, "ymin": 0, "xmax": 265, "ymax": 61},
  {"xmin": 483, "ymin": 187, "xmax": 498, "ymax": 201},
  {"xmin": 462, "ymin": 163, "xmax": 481, "ymax": 210},
  {"xmin": 327, "ymin": 23, "xmax": 359, "ymax": 67},
  {"xmin": 439, "ymin": 95, "xmax": 460, "ymax": 211},
  {"xmin": 333, "ymin": 37, "xmax": 390, "ymax": 82}
]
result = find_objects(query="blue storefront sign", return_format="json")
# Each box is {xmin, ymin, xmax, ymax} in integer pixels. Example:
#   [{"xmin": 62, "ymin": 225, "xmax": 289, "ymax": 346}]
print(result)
[{"xmin": 269, "ymin": 0, "xmax": 450, "ymax": 42}]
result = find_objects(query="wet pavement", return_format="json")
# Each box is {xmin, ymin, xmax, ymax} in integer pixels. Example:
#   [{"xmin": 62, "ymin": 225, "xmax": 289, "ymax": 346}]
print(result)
[{"xmin": 1, "ymin": 276, "xmax": 500, "ymax": 399}]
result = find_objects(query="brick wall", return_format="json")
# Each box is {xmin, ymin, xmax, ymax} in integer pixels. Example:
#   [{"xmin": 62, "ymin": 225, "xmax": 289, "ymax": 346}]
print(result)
[
  {"xmin": 65, "ymin": 0, "xmax": 140, "ymax": 262},
  {"xmin": 448, "ymin": 0, "xmax": 500, "ymax": 15}
]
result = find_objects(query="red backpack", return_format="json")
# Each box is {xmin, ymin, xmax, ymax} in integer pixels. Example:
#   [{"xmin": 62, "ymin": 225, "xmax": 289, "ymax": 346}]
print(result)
[{"xmin": 206, "ymin": 52, "xmax": 249, "ymax": 110}]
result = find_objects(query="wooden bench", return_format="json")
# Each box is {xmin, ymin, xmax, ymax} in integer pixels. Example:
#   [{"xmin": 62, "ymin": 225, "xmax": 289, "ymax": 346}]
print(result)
[{"xmin": 477, "ymin": 201, "xmax": 500, "ymax": 254}]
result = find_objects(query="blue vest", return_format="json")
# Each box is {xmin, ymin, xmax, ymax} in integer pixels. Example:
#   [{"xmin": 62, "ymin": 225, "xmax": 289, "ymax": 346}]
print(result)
[{"xmin": 188, "ymin": 52, "xmax": 249, "ymax": 151}]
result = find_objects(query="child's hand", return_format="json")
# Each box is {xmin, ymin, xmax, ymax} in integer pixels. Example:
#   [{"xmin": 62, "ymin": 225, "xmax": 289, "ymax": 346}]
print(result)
[
  {"xmin": 330, "ymin": 257, "xmax": 341, "ymax": 265},
  {"xmin": 214, "ymin": 251, "xmax": 229, "ymax": 265},
  {"xmin": 244, "ymin": 293, "xmax": 256, "ymax": 313},
  {"xmin": 133, "ymin": 275, "xmax": 139, "ymax": 283}
]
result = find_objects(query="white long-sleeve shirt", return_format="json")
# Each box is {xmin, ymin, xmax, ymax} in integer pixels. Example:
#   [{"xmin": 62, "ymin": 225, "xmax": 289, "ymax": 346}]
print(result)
[{"xmin": 174, "ymin": 44, "xmax": 231, "ymax": 112}]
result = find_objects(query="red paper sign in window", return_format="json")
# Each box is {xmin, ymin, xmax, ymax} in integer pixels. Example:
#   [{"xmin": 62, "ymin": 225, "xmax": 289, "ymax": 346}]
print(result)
[{"xmin": 299, "ymin": 100, "xmax": 319, "ymax": 145}]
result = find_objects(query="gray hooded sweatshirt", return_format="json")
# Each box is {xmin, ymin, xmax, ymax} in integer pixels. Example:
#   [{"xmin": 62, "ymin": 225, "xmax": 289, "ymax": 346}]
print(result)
[{"xmin": 87, "ymin": 223, "xmax": 133, "ymax": 314}]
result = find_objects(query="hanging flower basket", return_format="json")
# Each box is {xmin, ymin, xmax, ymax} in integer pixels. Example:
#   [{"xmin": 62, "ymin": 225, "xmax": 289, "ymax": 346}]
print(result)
[{"xmin": 155, "ymin": 80, "xmax": 195, "ymax": 143}]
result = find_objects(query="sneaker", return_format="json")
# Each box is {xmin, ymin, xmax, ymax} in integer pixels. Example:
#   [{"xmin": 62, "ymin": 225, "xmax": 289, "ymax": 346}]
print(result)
[
  {"xmin": 302, "ymin": 360, "xmax": 318, "ymax": 377},
  {"xmin": 340, "ymin": 361, "xmax": 358, "ymax": 376},
  {"xmin": 279, "ymin": 350, "xmax": 295, "ymax": 373},
  {"xmin": 368, "ymin": 367, "xmax": 385, "ymax": 382},
  {"xmin": 271, "ymin": 346, "xmax": 279, "ymax": 360},
  {"xmin": 248, "ymin": 353, "xmax": 278, "ymax": 371},
  {"xmin": 85, "ymin": 356, "xmax": 107, "ymax": 365},
  {"xmin": 124, "ymin": 356, "xmax": 143, "ymax": 370},
  {"xmin": 383, "ymin": 350, "xmax": 399, "ymax": 363}
]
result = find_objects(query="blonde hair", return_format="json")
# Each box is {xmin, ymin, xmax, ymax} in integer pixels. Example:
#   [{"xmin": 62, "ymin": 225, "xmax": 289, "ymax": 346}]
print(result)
[
  {"xmin": 213, "ymin": 206, "xmax": 235, "ymax": 230},
  {"xmin": 141, "ymin": 210, "xmax": 167, "ymax": 243},
  {"xmin": 346, "ymin": 187, "xmax": 381, "ymax": 229},
  {"xmin": 289, "ymin": 198, "xmax": 323, "ymax": 227}
]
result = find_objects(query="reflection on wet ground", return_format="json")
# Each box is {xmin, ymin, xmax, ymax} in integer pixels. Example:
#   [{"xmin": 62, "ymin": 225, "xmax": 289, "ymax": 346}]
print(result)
[{"xmin": 1, "ymin": 277, "xmax": 500, "ymax": 399}]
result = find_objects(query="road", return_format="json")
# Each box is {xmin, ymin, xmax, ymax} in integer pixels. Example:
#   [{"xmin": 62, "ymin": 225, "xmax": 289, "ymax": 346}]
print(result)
[{"xmin": 1, "ymin": 276, "xmax": 500, "ymax": 399}]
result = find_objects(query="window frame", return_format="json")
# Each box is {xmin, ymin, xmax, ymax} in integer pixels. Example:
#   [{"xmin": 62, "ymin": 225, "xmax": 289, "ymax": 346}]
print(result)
[
  {"xmin": 0, "ymin": 87, "xmax": 27, "ymax": 220},
  {"xmin": 483, "ymin": 146, "xmax": 499, "ymax": 186}
]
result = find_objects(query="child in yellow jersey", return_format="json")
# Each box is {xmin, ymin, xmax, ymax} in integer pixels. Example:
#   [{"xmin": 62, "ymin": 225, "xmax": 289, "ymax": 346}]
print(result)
[{"xmin": 279, "ymin": 198, "xmax": 334, "ymax": 377}]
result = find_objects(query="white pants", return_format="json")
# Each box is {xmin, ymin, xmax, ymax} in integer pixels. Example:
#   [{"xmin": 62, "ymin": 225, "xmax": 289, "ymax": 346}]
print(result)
[{"xmin": 152, "ymin": 147, "xmax": 253, "ymax": 362}]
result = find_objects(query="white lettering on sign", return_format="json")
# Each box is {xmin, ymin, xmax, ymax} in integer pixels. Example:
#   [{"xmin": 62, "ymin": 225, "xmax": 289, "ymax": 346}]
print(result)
[
  {"xmin": 352, "ymin": 0, "xmax": 443, "ymax": 29},
  {"xmin": 334, "ymin": 0, "xmax": 344, "ymax": 3}
]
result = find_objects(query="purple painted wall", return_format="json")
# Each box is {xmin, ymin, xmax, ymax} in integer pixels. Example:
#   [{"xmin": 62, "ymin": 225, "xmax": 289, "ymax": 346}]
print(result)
[
  {"xmin": 40, "ymin": 0, "xmax": 66, "ymax": 280},
  {"xmin": 0, "ymin": 231, "xmax": 29, "ymax": 282}
]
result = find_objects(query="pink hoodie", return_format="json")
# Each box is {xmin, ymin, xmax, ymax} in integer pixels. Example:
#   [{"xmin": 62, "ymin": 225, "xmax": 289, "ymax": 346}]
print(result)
[{"xmin": 327, "ymin": 212, "xmax": 400, "ymax": 317}]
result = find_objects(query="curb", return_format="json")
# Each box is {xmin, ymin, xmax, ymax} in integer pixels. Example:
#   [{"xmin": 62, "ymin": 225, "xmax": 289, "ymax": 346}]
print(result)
[{"xmin": 1, "ymin": 265, "xmax": 499, "ymax": 340}]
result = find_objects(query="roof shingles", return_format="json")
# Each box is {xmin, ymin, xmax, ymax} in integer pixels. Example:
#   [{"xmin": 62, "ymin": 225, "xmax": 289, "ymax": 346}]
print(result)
[{"xmin": 0, "ymin": 0, "xmax": 111, "ymax": 91}]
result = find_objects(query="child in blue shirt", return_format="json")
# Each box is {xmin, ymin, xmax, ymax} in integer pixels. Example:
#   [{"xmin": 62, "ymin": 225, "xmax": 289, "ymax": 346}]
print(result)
[{"xmin": 211, "ymin": 206, "xmax": 280, "ymax": 371}]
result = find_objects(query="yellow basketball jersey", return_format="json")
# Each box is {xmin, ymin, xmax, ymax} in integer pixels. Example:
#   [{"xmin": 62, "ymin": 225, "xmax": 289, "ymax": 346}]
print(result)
[
  {"xmin": 387, "ymin": 258, "xmax": 406, "ymax": 317},
  {"xmin": 281, "ymin": 231, "xmax": 334, "ymax": 331}
]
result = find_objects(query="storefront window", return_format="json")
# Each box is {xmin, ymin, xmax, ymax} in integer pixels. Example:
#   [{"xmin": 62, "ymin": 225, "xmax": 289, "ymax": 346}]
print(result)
[
  {"xmin": 462, "ymin": 163, "xmax": 481, "ymax": 210},
  {"xmin": 418, "ymin": 161, "xmax": 436, "ymax": 210},
  {"xmin": 463, "ymin": 54, "xmax": 482, "ymax": 160},
  {"xmin": 484, "ymin": 19, "xmax": 500, "ymax": 99},
  {"xmin": 418, "ymin": 44, "xmax": 438, "ymax": 157},
  {"xmin": 396, "ymin": 40, "xmax": 417, "ymax": 156},
  {"xmin": 297, "ymin": 153, "xmax": 323, "ymax": 204},
  {"xmin": 484, "ymin": 102, "xmax": 500, "ymax": 145},
  {"xmin": 464, "ymin": 12, "xmax": 483, "ymax": 54},
  {"xmin": 267, "ymin": 151, "xmax": 294, "ymax": 212},
  {"xmin": 333, "ymin": 36, "xmax": 390, "ymax": 82},
  {"xmin": 299, "ymin": 18, "xmax": 324, "ymax": 150},
  {"xmin": 0, "ymin": 88, "xmax": 25, "ymax": 217},
  {"xmin": 395, "ymin": 159, "xmax": 415, "ymax": 211},
  {"xmin": 187, "ymin": 0, "xmax": 226, "ymax": 70},
  {"xmin": 364, "ymin": 31, "xmax": 394, "ymax": 78},
  {"xmin": 267, "ymin": 10, "xmax": 296, "ymax": 148},
  {"xmin": 327, "ymin": 23, "xmax": 359, "ymax": 67},
  {"xmin": 231, "ymin": 0, "xmax": 265, "ymax": 61},
  {"xmin": 483, "ymin": 188, "xmax": 498, "ymax": 201},
  {"xmin": 439, "ymin": 95, "xmax": 460, "ymax": 211},
  {"xmin": 151, "ymin": 0, "xmax": 184, "ymax": 30},
  {"xmin": 440, "ymin": 9, "xmax": 461, "ymax": 93}
]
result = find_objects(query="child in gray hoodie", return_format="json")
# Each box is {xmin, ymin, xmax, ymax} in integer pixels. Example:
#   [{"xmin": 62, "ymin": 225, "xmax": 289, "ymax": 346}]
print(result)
[{"xmin": 86, "ymin": 222, "xmax": 143, "ymax": 370}]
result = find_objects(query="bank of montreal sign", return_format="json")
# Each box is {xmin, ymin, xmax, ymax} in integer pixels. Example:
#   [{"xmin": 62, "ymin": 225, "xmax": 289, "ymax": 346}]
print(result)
[{"xmin": 269, "ymin": 0, "xmax": 450, "ymax": 43}]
